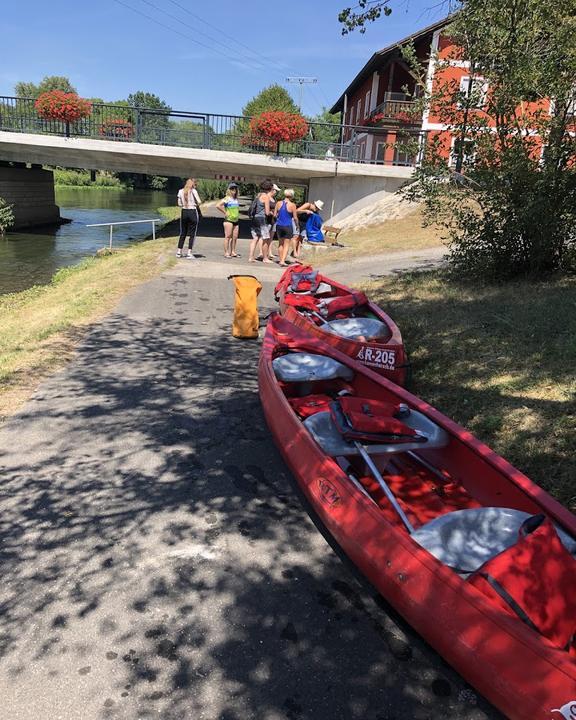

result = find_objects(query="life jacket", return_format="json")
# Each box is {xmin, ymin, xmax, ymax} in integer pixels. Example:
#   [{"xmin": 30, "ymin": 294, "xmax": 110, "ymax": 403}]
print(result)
[
  {"xmin": 229, "ymin": 275, "xmax": 262, "ymax": 339},
  {"xmin": 319, "ymin": 291, "xmax": 369, "ymax": 317},
  {"xmin": 468, "ymin": 516, "xmax": 576, "ymax": 651},
  {"xmin": 288, "ymin": 269, "xmax": 320, "ymax": 293},
  {"xmin": 274, "ymin": 264, "xmax": 314, "ymax": 298},
  {"xmin": 288, "ymin": 394, "xmax": 333, "ymax": 418},
  {"xmin": 283, "ymin": 293, "xmax": 318, "ymax": 311},
  {"xmin": 330, "ymin": 397, "xmax": 424, "ymax": 444}
]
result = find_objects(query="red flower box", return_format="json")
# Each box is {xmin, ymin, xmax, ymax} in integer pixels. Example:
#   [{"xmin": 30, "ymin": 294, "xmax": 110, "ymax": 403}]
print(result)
[
  {"xmin": 35, "ymin": 91, "xmax": 92, "ymax": 123},
  {"xmin": 249, "ymin": 111, "xmax": 308, "ymax": 144},
  {"xmin": 99, "ymin": 118, "xmax": 133, "ymax": 140}
]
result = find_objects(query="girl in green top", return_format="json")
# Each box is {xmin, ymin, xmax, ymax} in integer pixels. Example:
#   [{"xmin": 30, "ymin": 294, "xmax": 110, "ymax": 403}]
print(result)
[{"xmin": 217, "ymin": 183, "xmax": 241, "ymax": 258}]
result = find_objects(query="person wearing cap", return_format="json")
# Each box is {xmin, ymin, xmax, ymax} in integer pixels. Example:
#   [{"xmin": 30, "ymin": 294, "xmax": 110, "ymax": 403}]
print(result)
[
  {"xmin": 216, "ymin": 183, "xmax": 241, "ymax": 258},
  {"xmin": 295, "ymin": 199, "xmax": 325, "ymax": 256}
]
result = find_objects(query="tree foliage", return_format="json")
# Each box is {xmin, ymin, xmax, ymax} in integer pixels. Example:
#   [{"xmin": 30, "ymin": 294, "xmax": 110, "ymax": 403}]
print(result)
[
  {"xmin": 338, "ymin": 0, "xmax": 392, "ymax": 34},
  {"xmin": 242, "ymin": 85, "xmax": 299, "ymax": 116},
  {"xmin": 402, "ymin": 0, "xmax": 576, "ymax": 280},
  {"xmin": 16, "ymin": 76, "xmax": 77, "ymax": 98},
  {"xmin": 0, "ymin": 197, "xmax": 15, "ymax": 235}
]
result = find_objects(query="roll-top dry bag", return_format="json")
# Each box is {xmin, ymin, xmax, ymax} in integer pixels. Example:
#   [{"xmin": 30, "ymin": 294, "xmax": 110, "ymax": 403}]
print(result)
[{"xmin": 229, "ymin": 275, "xmax": 262, "ymax": 339}]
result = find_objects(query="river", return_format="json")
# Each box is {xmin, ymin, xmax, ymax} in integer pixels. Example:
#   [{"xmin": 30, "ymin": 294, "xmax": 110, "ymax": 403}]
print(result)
[{"xmin": 0, "ymin": 187, "xmax": 175, "ymax": 295}]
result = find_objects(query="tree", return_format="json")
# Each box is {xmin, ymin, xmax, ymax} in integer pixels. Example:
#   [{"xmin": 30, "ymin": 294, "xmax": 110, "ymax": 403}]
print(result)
[
  {"xmin": 126, "ymin": 91, "xmax": 172, "ymax": 142},
  {"xmin": 308, "ymin": 108, "xmax": 342, "ymax": 143},
  {"xmin": 242, "ymin": 85, "xmax": 299, "ymax": 117},
  {"xmin": 403, "ymin": 0, "xmax": 576, "ymax": 279},
  {"xmin": 127, "ymin": 91, "xmax": 171, "ymax": 112},
  {"xmin": 338, "ymin": 1, "xmax": 392, "ymax": 34},
  {"xmin": 15, "ymin": 76, "xmax": 77, "ymax": 98}
]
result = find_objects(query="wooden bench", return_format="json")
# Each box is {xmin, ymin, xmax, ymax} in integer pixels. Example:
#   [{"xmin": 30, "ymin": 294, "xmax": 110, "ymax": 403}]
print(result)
[
  {"xmin": 302, "ymin": 225, "xmax": 345, "ymax": 257},
  {"xmin": 323, "ymin": 225, "xmax": 343, "ymax": 244}
]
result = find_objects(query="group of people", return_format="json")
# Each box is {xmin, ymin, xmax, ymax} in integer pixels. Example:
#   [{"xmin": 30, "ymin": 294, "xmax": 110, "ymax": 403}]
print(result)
[
  {"xmin": 176, "ymin": 177, "xmax": 324, "ymax": 266},
  {"xmin": 231, "ymin": 179, "xmax": 325, "ymax": 267}
]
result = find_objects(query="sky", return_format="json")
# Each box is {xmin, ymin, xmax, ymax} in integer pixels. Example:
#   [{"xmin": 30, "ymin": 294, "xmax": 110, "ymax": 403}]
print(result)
[{"xmin": 0, "ymin": 0, "xmax": 447, "ymax": 117}]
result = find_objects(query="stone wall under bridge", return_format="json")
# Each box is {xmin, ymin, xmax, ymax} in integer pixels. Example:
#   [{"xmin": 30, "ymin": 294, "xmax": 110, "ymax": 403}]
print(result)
[{"xmin": 0, "ymin": 164, "xmax": 61, "ymax": 229}]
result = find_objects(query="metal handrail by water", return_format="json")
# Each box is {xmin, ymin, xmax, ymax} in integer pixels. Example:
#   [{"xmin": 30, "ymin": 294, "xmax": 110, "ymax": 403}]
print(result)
[{"xmin": 86, "ymin": 218, "xmax": 162, "ymax": 250}]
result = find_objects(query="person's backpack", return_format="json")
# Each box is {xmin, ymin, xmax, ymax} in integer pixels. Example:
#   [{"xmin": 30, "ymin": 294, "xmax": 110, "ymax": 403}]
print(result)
[{"xmin": 249, "ymin": 196, "xmax": 259, "ymax": 219}]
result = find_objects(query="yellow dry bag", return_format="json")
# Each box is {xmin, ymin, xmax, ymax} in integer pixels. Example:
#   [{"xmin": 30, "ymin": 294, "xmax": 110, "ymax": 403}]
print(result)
[{"xmin": 229, "ymin": 275, "xmax": 262, "ymax": 339}]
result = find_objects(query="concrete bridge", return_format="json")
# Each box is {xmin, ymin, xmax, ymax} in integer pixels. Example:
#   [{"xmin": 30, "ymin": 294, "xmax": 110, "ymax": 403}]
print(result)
[
  {"xmin": 0, "ymin": 131, "xmax": 413, "ymax": 228},
  {"xmin": 0, "ymin": 97, "xmax": 417, "ymax": 228}
]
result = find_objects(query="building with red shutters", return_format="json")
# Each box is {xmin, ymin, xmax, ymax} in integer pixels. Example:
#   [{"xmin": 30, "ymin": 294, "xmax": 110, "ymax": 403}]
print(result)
[{"xmin": 330, "ymin": 16, "xmax": 558, "ymax": 167}]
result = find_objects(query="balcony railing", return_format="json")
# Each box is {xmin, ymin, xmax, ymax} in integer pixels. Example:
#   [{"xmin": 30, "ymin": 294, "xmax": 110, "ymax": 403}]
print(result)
[
  {"xmin": 369, "ymin": 99, "xmax": 421, "ymax": 124},
  {"xmin": 0, "ymin": 95, "xmax": 424, "ymax": 167}
]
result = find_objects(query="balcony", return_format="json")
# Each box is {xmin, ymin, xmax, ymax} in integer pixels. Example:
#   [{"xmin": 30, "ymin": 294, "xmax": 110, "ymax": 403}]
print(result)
[{"xmin": 364, "ymin": 96, "xmax": 421, "ymax": 129}]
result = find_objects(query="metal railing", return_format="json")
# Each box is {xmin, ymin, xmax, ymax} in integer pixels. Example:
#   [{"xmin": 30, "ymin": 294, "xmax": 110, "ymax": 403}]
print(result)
[
  {"xmin": 0, "ymin": 96, "xmax": 424, "ymax": 167},
  {"xmin": 86, "ymin": 218, "xmax": 161, "ymax": 249}
]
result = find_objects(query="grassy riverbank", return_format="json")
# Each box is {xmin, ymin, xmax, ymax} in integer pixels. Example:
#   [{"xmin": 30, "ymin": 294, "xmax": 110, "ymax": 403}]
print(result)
[
  {"xmin": 366, "ymin": 272, "xmax": 576, "ymax": 508},
  {"xmin": 0, "ymin": 237, "xmax": 175, "ymax": 421}
]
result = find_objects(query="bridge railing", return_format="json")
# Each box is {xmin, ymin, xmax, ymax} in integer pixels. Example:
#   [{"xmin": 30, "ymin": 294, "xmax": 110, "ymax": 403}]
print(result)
[{"xmin": 0, "ymin": 96, "xmax": 424, "ymax": 167}]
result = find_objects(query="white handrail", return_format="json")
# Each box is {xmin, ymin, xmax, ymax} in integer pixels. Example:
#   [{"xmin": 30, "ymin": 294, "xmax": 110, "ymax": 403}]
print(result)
[{"xmin": 86, "ymin": 218, "xmax": 162, "ymax": 249}]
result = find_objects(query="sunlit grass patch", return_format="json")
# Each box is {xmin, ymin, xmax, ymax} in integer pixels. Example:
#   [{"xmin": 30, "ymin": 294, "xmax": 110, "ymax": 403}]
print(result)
[
  {"xmin": 335, "ymin": 209, "xmax": 444, "ymax": 257},
  {"xmin": 364, "ymin": 271, "xmax": 576, "ymax": 508},
  {"xmin": 0, "ymin": 237, "xmax": 176, "ymax": 420}
]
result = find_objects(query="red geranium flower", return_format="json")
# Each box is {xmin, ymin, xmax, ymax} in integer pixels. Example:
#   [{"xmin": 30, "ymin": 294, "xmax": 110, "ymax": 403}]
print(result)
[{"xmin": 35, "ymin": 91, "xmax": 92, "ymax": 123}]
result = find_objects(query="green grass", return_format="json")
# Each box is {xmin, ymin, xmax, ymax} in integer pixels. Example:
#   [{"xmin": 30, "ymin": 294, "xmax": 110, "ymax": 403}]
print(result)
[
  {"xmin": 0, "ymin": 237, "xmax": 175, "ymax": 420},
  {"xmin": 365, "ymin": 272, "xmax": 576, "ymax": 508},
  {"xmin": 157, "ymin": 206, "xmax": 181, "ymax": 222}
]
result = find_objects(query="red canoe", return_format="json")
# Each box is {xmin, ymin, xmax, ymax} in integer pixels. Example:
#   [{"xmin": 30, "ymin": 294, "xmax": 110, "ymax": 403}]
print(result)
[
  {"xmin": 259, "ymin": 312, "xmax": 576, "ymax": 720},
  {"xmin": 274, "ymin": 264, "xmax": 409, "ymax": 386}
]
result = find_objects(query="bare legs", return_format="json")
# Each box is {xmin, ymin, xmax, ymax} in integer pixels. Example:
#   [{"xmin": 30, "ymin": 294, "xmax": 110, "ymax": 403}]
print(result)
[
  {"xmin": 223, "ymin": 221, "xmax": 233, "ymax": 257},
  {"xmin": 230, "ymin": 223, "xmax": 239, "ymax": 256}
]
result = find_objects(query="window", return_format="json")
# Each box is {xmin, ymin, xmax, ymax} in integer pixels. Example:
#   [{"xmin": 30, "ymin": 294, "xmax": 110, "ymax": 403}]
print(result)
[
  {"xmin": 458, "ymin": 76, "xmax": 489, "ymax": 109},
  {"xmin": 449, "ymin": 137, "xmax": 476, "ymax": 168},
  {"xmin": 356, "ymin": 100, "xmax": 361, "ymax": 124},
  {"xmin": 375, "ymin": 141, "xmax": 387, "ymax": 163},
  {"xmin": 349, "ymin": 105, "xmax": 355, "ymax": 125},
  {"xmin": 365, "ymin": 90, "xmax": 371, "ymax": 117}
]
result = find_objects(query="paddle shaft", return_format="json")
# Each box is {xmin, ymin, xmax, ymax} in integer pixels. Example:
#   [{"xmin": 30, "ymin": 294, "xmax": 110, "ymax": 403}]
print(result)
[{"xmin": 354, "ymin": 441, "xmax": 415, "ymax": 533}]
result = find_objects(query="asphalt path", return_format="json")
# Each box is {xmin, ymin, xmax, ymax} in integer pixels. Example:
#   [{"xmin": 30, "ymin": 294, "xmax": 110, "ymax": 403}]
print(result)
[{"xmin": 0, "ymin": 225, "xmax": 502, "ymax": 720}]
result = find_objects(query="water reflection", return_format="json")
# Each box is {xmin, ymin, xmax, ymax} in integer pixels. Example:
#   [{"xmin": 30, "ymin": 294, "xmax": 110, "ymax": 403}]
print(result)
[{"xmin": 0, "ymin": 188, "xmax": 175, "ymax": 294}]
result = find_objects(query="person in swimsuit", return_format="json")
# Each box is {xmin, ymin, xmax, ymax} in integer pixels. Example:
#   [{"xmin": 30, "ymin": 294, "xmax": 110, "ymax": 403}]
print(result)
[
  {"xmin": 216, "ymin": 183, "xmax": 241, "ymax": 258},
  {"xmin": 274, "ymin": 189, "xmax": 299, "ymax": 266}
]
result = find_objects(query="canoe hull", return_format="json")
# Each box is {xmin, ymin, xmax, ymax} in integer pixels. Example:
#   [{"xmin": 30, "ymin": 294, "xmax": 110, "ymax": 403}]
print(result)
[
  {"xmin": 259, "ymin": 314, "xmax": 576, "ymax": 720},
  {"xmin": 277, "ymin": 272, "xmax": 409, "ymax": 385}
]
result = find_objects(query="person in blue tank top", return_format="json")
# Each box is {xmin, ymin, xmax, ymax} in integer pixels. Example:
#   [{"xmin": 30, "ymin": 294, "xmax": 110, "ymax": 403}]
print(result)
[{"xmin": 274, "ymin": 188, "xmax": 299, "ymax": 266}]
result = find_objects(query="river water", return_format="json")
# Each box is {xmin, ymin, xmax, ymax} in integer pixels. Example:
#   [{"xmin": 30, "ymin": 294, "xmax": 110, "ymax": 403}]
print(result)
[{"xmin": 0, "ymin": 187, "xmax": 175, "ymax": 295}]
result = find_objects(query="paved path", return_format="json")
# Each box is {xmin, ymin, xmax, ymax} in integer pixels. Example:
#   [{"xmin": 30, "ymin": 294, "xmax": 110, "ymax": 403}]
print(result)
[{"xmin": 0, "ymin": 233, "xmax": 500, "ymax": 720}]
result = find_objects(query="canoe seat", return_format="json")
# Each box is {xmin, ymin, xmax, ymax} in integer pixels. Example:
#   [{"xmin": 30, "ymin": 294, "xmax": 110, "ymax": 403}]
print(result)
[
  {"xmin": 411, "ymin": 507, "xmax": 576, "ymax": 574},
  {"xmin": 324, "ymin": 318, "xmax": 389, "ymax": 341},
  {"xmin": 303, "ymin": 408, "xmax": 449, "ymax": 457},
  {"xmin": 273, "ymin": 353, "xmax": 354, "ymax": 383}
]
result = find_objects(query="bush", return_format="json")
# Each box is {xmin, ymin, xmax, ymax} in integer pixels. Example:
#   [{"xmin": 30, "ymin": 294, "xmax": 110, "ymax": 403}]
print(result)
[
  {"xmin": 0, "ymin": 197, "xmax": 15, "ymax": 235},
  {"xmin": 54, "ymin": 169, "xmax": 123, "ymax": 188}
]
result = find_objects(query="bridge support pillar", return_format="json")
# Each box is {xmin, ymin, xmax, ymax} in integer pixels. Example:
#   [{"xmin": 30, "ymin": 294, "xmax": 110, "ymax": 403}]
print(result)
[
  {"xmin": 0, "ymin": 165, "xmax": 62, "ymax": 229},
  {"xmin": 308, "ymin": 174, "xmax": 408, "ymax": 226}
]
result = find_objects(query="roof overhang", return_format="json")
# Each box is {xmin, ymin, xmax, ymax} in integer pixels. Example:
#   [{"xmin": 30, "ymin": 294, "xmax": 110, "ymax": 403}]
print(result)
[{"xmin": 330, "ymin": 16, "xmax": 452, "ymax": 113}]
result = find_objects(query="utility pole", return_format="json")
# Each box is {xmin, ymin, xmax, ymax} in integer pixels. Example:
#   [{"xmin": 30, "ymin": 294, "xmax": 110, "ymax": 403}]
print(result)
[{"xmin": 285, "ymin": 77, "xmax": 318, "ymax": 112}]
